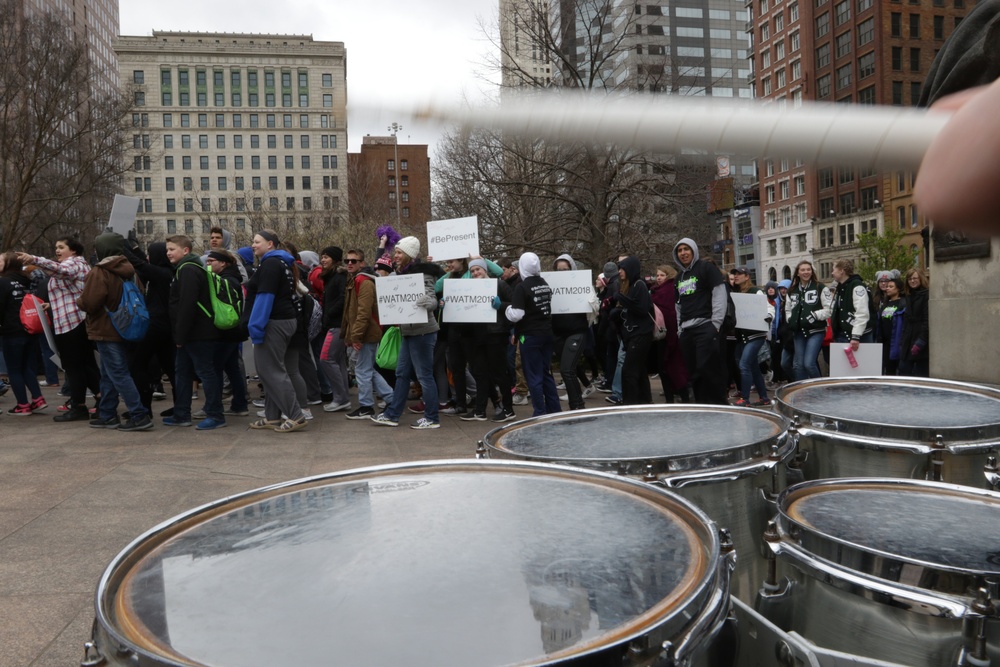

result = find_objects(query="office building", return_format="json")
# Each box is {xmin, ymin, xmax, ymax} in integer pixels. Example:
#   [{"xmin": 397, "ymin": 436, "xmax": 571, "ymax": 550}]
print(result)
[{"xmin": 348, "ymin": 135, "xmax": 431, "ymax": 230}]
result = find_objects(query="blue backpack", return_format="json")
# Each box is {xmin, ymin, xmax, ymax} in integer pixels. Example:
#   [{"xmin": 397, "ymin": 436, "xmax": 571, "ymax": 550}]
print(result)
[{"xmin": 108, "ymin": 277, "xmax": 150, "ymax": 341}]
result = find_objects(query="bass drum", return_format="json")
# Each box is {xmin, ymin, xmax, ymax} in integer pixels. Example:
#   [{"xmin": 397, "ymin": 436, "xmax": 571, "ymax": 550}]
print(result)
[
  {"xmin": 758, "ymin": 478, "xmax": 1000, "ymax": 667},
  {"xmin": 775, "ymin": 376, "xmax": 1000, "ymax": 488},
  {"xmin": 478, "ymin": 404, "xmax": 793, "ymax": 604},
  {"xmin": 85, "ymin": 460, "xmax": 733, "ymax": 667}
]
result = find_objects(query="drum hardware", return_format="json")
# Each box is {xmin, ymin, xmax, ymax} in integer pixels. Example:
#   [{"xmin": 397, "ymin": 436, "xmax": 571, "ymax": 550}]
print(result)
[
  {"xmin": 958, "ymin": 588, "xmax": 995, "ymax": 667},
  {"xmin": 80, "ymin": 641, "xmax": 106, "ymax": 667},
  {"xmin": 930, "ymin": 434, "xmax": 947, "ymax": 482},
  {"xmin": 787, "ymin": 419, "xmax": 809, "ymax": 475},
  {"xmin": 475, "ymin": 440, "xmax": 487, "ymax": 459},
  {"xmin": 644, "ymin": 462, "xmax": 657, "ymax": 483},
  {"xmin": 984, "ymin": 457, "xmax": 1000, "ymax": 491}
]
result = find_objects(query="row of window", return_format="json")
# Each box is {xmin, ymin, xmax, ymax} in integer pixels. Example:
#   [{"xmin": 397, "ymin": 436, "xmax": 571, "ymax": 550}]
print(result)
[
  {"xmin": 144, "ymin": 154, "xmax": 338, "ymax": 172},
  {"xmin": 386, "ymin": 160, "xmax": 410, "ymax": 171},
  {"xmin": 134, "ymin": 69, "xmax": 336, "ymax": 89},
  {"xmin": 136, "ymin": 175, "xmax": 341, "ymax": 193},
  {"xmin": 764, "ymin": 175, "xmax": 807, "ymax": 203},
  {"xmin": 818, "ymin": 188, "xmax": 879, "ymax": 217},
  {"xmin": 132, "ymin": 112, "xmax": 337, "ymax": 130},
  {"xmin": 138, "ymin": 90, "xmax": 337, "ymax": 109},
  {"xmin": 766, "ymin": 234, "xmax": 810, "ymax": 256},
  {"xmin": 139, "ymin": 133, "xmax": 338, "ymax": 151},
  {"xmin": 816, "ymin": 219, "xmax": 878, "ymax": 249},
  {"xmin": 764, "ymin": 203, "xmax": 810, "ymax": 230},
  {"xmin": 133, "ymin": 195, "xmax": 343, "ymax": 215}
]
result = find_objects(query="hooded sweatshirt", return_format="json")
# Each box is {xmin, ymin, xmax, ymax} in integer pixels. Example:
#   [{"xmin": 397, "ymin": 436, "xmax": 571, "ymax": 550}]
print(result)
[
  {"xmin": 506, "ymin": 252, "xmax": 553, "ymax": 337},
  {"xmin": 78, "ymin": 233, "xmax": 136, "ymax": 342},
  {"xmin": 672, "ymin": 238, "xmax": 726, "ymax": 332},
  {"xmin": 243, "ymin": 249, "xmax": 298, "ymax": 344},
  {"xmin": 552, "ymin": 253, "xmax": 589, "ymax": 336},
  {"xmin": 123, "ymin": 242, "xmax": 174, "ymax": 328},
  {"xmin": 203, "ymin": 230, "xmax": 249, "ymax": 283},
  {"xmin": 616, "ymin": 256, "xmax": 654, "ymax": 339},
  {"xmin": 170, "ymin": 253, "xmax": 220, "ymax": 345},
  {"xmin": 0, "ymin": 271, "xmax": 31, "ymax": 336}
]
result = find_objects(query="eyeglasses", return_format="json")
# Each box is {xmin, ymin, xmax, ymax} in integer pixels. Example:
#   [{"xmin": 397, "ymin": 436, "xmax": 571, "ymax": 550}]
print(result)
[{"xmin": 345, "ymin": 259, "xmax": 361, "ymax": 264}]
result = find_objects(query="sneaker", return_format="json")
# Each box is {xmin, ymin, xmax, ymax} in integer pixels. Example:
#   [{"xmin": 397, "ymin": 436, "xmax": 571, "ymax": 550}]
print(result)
[
  {"xmin": 752, "ymin": 398, "xmax": 773, "ymax": 407},
  {"xmin": 596, "ymin": 383, "xmax": 612, "ymax": 393},
  {"xmin": 408, "ymin": 401, "xmax": 425, "ymax": 414},
  {"xmin": 323, "ymin": 401, "xmax": 351, "ymax": 413},
  {"xmin": 38, "ymin": 380, "xmax": 57, "ymax": 387},
  {"xmin": 192, "ymin": 409, "xmax": 207, "ymax": 419},
  {"xmin": 252, "ymin": 398, "xmax": 266, "ymax": 408},
  {"xmin": 441, "ymin": 405, "xmax": 466, "ymax": 415},
  {"xmin": 307, "ymin": 398, "xmax": 323, "ymax": 406},
  {"xmin": 604, "ymin": 395, "xmax": 623, "ymax": 406},
  {"xmin": 460, "ymin": 412, "xmax": 488, "ymax": 421},
  {"xmin": 191, "ymin": 391, "xmax": 198, "ymax": 400},
  {"xmin": 346, "ymin": 406, "xmax": 375, "ymax": 420},
  {"xmin": 163, "ymin": 416, "xmax": 193, "ymax": 427},
  {"xmin": 249, "ymin": 418, "xmax": 282, "ymax": 429},
  {"xmin": 53, "ymin": 407, "xmax": 90, "ymax": 422},
  {"xmin": 152, "ymin": 384, "xmax": 166, "ymax": 400},
  {"xmin": 57, "ymin": 400, "xmax": 72, "ymax": 412},
  {"xmin": 257, "ymin": 409, "xmax": 267, "ymax": 417},
  {"xmin": 512, "ymin": 394, "xmax": 530, "ymax": 406},
  {"xmin": 58, "ymin": 386, "xmax": 71, "ymax": 397},
  {"xmin": 224, "ymin": 406, "xmax": 250, "ymax": 416},
  {"xmin": 559, "ymin": 393, "xmax": 569, "ymax": 402},
  {"xmin": 29, "ymin": 397, "xmax": 48, "ymax": 412},
  {"xmin": 582, "ymin": 385, "xmax": 596, "ymax": 399},
  {"xmin": 0, "ymin": 382, "xmax": 8, "ymax": 397},
  {"xmin": 370, "ymin": 412, "xmax": 399, "ymax": 427},
  {"xmin": 196, "ymin": 417, "xmax": 227, "ymax": 430},
  {"xmin": 274, "ymin": 416, "xmax": 308, "ymax": 432},
  {"xmin": 8, "ymin": 403, "xmax": 32, "ymax": 416},
  {"xmin": 732, "ymin": 398, "xmax": 750, "ymax": 407},
  {"xmin": 411, "ymin": 417, "xmax": 440, "ymax": 430},
  {"xmin": 301, "ymin": 408, "xmax": 314, "ymax": 421},
  {"xmin": 89, "ymin": 415, "xmax": 121, "ymax": 429},
  {"xmin": 491, "ymin": 409, "xmax": 517, "ymax": 423},
  {"xmin": 119, "ymin": 414, "xmax": 154, "ymax": 432}
]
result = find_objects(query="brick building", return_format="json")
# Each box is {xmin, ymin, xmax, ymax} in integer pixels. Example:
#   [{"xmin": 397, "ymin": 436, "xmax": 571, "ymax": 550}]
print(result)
[{"xmin": 348, "ymin": 136, "xmax": 431, "ymax": 233}]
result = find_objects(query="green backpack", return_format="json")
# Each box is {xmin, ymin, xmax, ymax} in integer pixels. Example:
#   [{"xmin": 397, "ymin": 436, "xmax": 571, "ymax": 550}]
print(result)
[
  {"xmin": 197, "ymin": 265, "xmax": 242, "ymax": 330},
  {"xmin": 376, "ymin": 326, "xmax": 401, "ymax": 370}
]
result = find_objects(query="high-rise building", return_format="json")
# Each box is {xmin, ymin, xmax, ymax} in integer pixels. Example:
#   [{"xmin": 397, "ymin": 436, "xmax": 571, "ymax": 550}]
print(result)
[
  {"xmin": 751, "ymin": 0, "xmax": 975, "ymax": 281},
  {"xmin": 348, "ymin": 136, "xmax": 431, "ymax": 231},
  {"xmin": 500, "ymin": 0, "xmax": 554, "ymax": 88},
  {"xmin": 115, "ymin": 32, "xmax": 348, "ymax": 245}
]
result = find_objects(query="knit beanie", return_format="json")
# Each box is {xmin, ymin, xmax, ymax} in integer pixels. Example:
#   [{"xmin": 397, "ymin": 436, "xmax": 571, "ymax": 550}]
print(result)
[
  {"xmin": 468, "ymin": 258, "xmax": 489, "ymax": 274},
  {"xmin": 396, "ymin": 236, "xmax": 420, "ymax": 260},
  {"xmin": 375, "ymin": 255, "xmax": 394, "ymax": 272},
  {"xmin": 603, "ymin": 261, "xmax": 619, "ymax": 277},
  {"xmin": 321, "ymin": 246, "xmax": 343, "ymax": 262}
]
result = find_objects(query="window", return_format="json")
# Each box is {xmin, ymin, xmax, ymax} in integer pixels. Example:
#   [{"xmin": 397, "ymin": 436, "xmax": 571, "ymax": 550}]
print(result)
[
  {"xmin": 198, "ymin": 135, "xmax": 208, "ymax": 149},
  {"xmin": 183, "ymin": 177, "xmax": 192, "ymax": 191},
  {"xmin": 910, "ymin": 47, "xmax": 921, "ymax": 72},
  {"xmin": 893, "ymin": 81, "xmax": 904, "ymax": 105},
  {"xmin": 836, "ymin": 63, "xmax": 852, "ymax": 89},
  {"xmin": 286, "ymin": 197, "xmax": 295, "ymax": 210},
  {"xmin": 218, "ymin": 177, "xmax": 227, "ymax": 191},
  {"xmin": 252, "ymin": 156, "xmax": 260, "ymax": 169},
  {"xmin": 268, "ymin": 156, "xmax": 277, "ymax": 169},
  {"xmin": 775, "ymin": 41, "xmax": 785, "ymax": 60},
  {"xmin": 286, "ymin": 176, "xmax": 295, "ymax": 190},
  {"xmin": 300, "ymin": 135, "xmax": 310, "ymax": 149},
  {"xmin": 794, "ymin": 175, "xmax": 806, "ymax": 195},
  {"xmin": 252, "ymin": 176, "xmax": 261, "ymax": 190},
  {"xmin": 820, "ymin": 228, "xmax": 834, "ymax": 247},
  {"xmin": 858, "ymin": 18, "xmax": 874, "ymax": 45},
  {"xmin": 934, "ymin": 15, "xmax": 945, "ymax": 39},
  {"xmin": 892, "ymin": 46, "xmax": 903, "ymax": 70},
  {"xmin": 780, "ymin": 180, "xmax": 790, "ymax": 199},
  {"xmin": 301, "ymin": 156, "xmax": 310, "ymax": 169},
  {"xmin": 857, "ymin": 0, "xmax": 872, "ymax": 10},
  {"xmin": 839, "ymin": 192, "xmax": 856, "ymax": 213},
  {"xmin": 911, "ymin": 81, "xmax": 922, "ymax": 105},
  {"xmin": 861, "ymin": 186, "xmax": 878, "ymax": 209},
  {"xmin": 836, "ymin": 31, "xmax": 852, "ymax": 58},
  {"xmin": 839, "ymin": 167, "xmax": 854, "ymax": 184},
  {"xmin": 816, "ymin": 43, "xmax": 831, "ymax": 68},
  {"xmin": 198, "ymin": 114, "xmax": 208, "ymax": 128},
  {"xmin": 858, "ymin": 52, "xmax": 876, "ymax": 78},
  {"xmin": 235, "ymin": 177, "xmax": 244, "ymax": 191},
  {"xmin": 797, "ymin": 234, "xmax": 808, "ymax": 251},
  {"xmin": 774, "ymin": 13, "xmax": 784, "ymax": 31},
  {"xmin": 909, "ymin": 13, "xmax": 920, "ymax": 38},
  {"xmin": 791, "ymin": 60, "xmax": 802, "ymax": 80},
  {"xmin": 322, "ymin": 73, "xmax": 333, "ymax": 87},
  {"xmin": 766, "ymin": 185, "xmax": 776, "ymax": 203},
  {"xmin": 818, "ymin": 167, "xmax": 834, "ymax": 188},
  {"xmin": 790, "ymin": 1, "xmax": 799, "ymax": 20},
  {"xmin": 776, "ymin": 68, "xmax": 787, "ymax": 87},
  {"xmin": 858, "ymin": 85, "xmax": 876, "ymax": 104},
  {"xmin": 183, "ymin": 198, "xmax": 193, "ymax": 212},
  {"xmin": 217, "ymin": 156, "xmax": 226, "ymax": 170},
  {"xmin": 387, "ymin": 159, "xmax": 395, "ymax": 171},
  {"xmin": 782, "ymin": 237, "xmax": 792, "ymax": 254},
  {"xmin": 284, "ymin": 156, "xmax": 294, "ymax": 169},
  {"xmin": 768, "ymin": 240, "xmax": 778, "ymax": 257},
  {"xmin": 910, "ymin": 205, "xmax": 919, "ymax": 227},
  {"xmin": 234, "ymin": 156, "xmax": 243, "ymax": 169},
  {"xmin": 762, "ymin": 50, "xmax": 772, "ymax": 69},
  {"xmin": 134, "ymin": 92, "xmax": 145, "ymax": 106},
  {"xmin": 283, "ymin": 135, "xmax": 293, "ymax": 149},
  {"xmin": 165, "ymin": 177, "xmax": 175, "ymax": 191},
  {"xmin": 839, "ymin": 222, "xmax": 855, "ymax": 244},
  {"xmin": 761, "ymin": 23, "xmax": 770, "ymax": 41},
  {"xmin": 323, "ymin": 94, "xmax": 333, "ymax": 108},
  {"xmin": 400, "ymin": 160, "xmax": 408, "ymax": 170},
  {"xmin": 200, "ymin": 156, "xmax": 209, "ymax": 170},
  {"xmin": 790, "ymin": 30, "xmax": 800, "ymax": 51},
  {"xmin": 269, "ymin": 176, "xmax": 278, "ymax": 190},
  {"xmin": 891, "ymin": 12, "xmax": 901, "ymax": 36},
  {"xmin": 201, "ymin": 177, "xmax": 210, "ymax": 191},
  {"xmin": 835, "ymin": 0, "xmax": 850, "ymax": 24}
]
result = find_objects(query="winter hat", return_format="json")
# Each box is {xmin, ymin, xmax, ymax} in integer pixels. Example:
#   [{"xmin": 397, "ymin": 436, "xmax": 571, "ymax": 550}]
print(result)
[
  {"xmin": 396, "ymin": 236, "xmax": 420, "ymax": 259},
  {"xmin": 321, "ymin": 246, "xmax": 344, "ymax": 262},
  {"xmin": 236, "ymin": 247, "xmax": 255, "ymax": 267},
  {"xmin": 875, "ymin": 270, "xmax": 894, "ymax": 283},
  {"xmin": 375, "ymin": 255, "xmax": 394, "ymax": 273},
  {"xmin": 603, "ymin": 261, "xmax": 619, "ymax": 277},
  {"xmin": 468, "ymin": 258, "xmax": 489, "ymax": 274},
  {"xmin": 207, "ymin": 250, "xmax": 234, "ymax": 264},
  {"xmin": 298, "ymin": 250, "xmax": 320, "ymax": 270},
  {"xmin": 778, "ymin": 279, "xmax": 792, "ymax": 290}
]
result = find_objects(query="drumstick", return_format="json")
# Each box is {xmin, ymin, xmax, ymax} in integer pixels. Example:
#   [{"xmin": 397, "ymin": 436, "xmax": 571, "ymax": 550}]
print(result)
[{"xmin": 413, "ymin": 94, "xmax": 952, "ymax": 171}]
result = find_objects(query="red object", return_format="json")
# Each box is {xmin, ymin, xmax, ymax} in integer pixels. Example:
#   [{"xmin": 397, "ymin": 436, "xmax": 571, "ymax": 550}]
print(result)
[
  {"xmin": 19, "ymin": 294, "xmax": 47, "ymax": 335},
  {"xmin": 844, "ymin": 345, "xmax": 859, "ymax": 369}
]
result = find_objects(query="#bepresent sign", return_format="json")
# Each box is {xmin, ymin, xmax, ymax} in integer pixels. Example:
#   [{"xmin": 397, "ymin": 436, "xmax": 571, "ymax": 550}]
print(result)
[
  {"xmin": 375, "ymin": 274, "xmax": 430, "ymax": 325},
  {"xmin": 426, "ymin": 216, "xmax": 480, "ymax": 261}
]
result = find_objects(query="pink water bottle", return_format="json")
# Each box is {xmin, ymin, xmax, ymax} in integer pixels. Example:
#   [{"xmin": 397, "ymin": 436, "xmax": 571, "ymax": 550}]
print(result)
[{"xmin": 844, "ymin": 345, "xmax": 859, "ymax": 369}]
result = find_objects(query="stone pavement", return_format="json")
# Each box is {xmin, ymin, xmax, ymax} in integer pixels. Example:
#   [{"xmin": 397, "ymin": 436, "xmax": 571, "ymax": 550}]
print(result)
[{"xmin": 0, "ymin": 385, "xmax": 553, "ymax": 667}]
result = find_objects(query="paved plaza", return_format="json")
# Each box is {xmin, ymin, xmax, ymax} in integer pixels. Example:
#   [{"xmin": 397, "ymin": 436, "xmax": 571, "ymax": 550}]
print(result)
[{"xmin": 0, "ymin": 384, "xmax": 547, "ymax": 667}]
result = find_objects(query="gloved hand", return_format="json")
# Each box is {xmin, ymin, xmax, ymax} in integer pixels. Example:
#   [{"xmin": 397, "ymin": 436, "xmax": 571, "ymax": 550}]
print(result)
[
  {"xmin": 491, "ymin": 296, "xmax": 502, "ymax": 310},
  {"xmin": 911, "ymin": 344, "xmax": 922, "ymax": 358}
]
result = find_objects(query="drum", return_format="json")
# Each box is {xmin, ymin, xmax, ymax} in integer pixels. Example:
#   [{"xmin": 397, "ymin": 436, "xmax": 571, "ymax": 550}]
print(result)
[
  {"xmin": 758, "ymin": 478, "xmax": 1000, "ymax": 667},
  {"xmin": 84, "ymin": 460, "xmax": 733, "ymax": 667},
  {"xmin": 477, "ymin": 405, "xmax": 793, "ymax": 604},
  {"xmin": 775, "ymin": 376, "xmax": 1000, "ymax": 488}
]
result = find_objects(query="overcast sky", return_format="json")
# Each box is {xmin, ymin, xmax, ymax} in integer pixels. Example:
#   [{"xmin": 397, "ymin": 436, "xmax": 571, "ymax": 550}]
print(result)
[{"xmin": 119, "ymin": 0, "xmax": 500, "ymax": 155}]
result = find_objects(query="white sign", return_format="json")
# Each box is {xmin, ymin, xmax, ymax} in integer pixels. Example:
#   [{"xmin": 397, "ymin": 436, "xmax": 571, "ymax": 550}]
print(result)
[
  {"xmin": 426, "ymin": 216, "xmax": 479, "ymax": 261},
  {"xmin": 375, "ymin": 274, "xmax": 431, "ymax": 325},
  {"xmin": 108, "ymin": 195, "xmax": 142, "ymax": 236},
  {"xmin": 36, "ymin": 301, "xmax": 61, "ymax": 369},
  {"xmin": 829, "ymin": 343, "xmax": 883, "ymax": 377},
  {"xmin": 731, "ymin": 292, "xmax": 770, "ymax": 332},
  {"xmin": 442, "ymin": 279, "xmax": 497, "ymax": 323},
  {"xmin": 540, "ymin": 270, "xmax": 593, "ymax": 314}
]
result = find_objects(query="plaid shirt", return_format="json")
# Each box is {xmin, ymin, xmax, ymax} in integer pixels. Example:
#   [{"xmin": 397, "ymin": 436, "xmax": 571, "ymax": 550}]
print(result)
[{"xmin": 31, "ymin": 255, "xmax": 90, "ymax": 334}]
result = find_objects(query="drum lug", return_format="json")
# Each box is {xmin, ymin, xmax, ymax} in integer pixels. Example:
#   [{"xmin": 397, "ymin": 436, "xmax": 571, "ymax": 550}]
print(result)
[
  {"xmin": 957, "ymin": 588, "xmax": 994, "ymax": 667},
  {"xmin": 643, "ymin": 462, "xmax": 657, "ymax": 483},
  {"xmin": 768, "ymin": 444, "xmax": 781, "ymax": 499},
  {"xmin": 475, "ymin": 441, "xmax": 488, "ymax": 459},
  {"xmin": 720, "ymin": 527, "xmax": 737, "ymax": 573},
  {"xmin": 786, "ymin": 419, "xmax": 809, "ymax": 474},
  {"xmin": 985, "ymin": 456, "xmax": 1000, "ymax": 491},
  {"xmin": 80, "ymin": 642, "xmax": 105, "ymax": 667},
  {"xmin": 928, "ymin": 434, "xmax": 946, "ymax": 482}
]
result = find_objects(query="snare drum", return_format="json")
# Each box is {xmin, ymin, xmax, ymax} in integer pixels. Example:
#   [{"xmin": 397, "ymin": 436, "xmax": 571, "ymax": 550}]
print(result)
[
  {"xmin": 759, "ymin": 478, "xmax": 1000, "ymax": 667},
  {"xmin": 478, "ymin": 405, "xmax": 793, "ymax": 604},
  {"xmin": 776, "ymin": 377, "xmax": 1000, "ymax": 488},
  {"xmin": 85, "ymin": 460, "xmax": 733, "ymax": 667}
]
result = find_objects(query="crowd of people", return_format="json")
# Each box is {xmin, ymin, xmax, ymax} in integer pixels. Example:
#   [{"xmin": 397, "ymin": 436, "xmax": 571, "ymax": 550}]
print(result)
[{"xmin": 0, "ymin": 226, "xmax": 931, "ymax": 430}]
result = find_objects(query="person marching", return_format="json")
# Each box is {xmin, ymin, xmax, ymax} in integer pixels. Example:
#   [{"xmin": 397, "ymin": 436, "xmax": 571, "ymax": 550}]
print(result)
[
  {"xmin": 505, "ymin": 252, "xmax": 561, "ymax": 416},
  {"xmin": 673, "ymin": 238, "xmax": 728, "ymax": 405}
]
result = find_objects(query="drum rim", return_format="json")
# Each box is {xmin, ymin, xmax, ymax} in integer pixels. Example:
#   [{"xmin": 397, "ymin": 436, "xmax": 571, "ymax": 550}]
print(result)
[
  {"xmin": 775, "ymin": 376, "xmax": 1000, "ymax": 445},
  {"xmin": 482, "ymin": 404, "xmax": 792, "ymax": 477},
  {"xmin": 777, "ymin": 477, "xmax": 1000, "ymax": 582},
  {"xmin": 93, "ymin": 459, "xmax": 727, "ymax": 667}
]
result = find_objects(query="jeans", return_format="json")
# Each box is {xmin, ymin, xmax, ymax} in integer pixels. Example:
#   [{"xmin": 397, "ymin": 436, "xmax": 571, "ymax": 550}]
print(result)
[
  {"xmin": 520, "ymin": 334, "xmax": 561, "ymax": 416},
  {"xmin": 555, "ymin": 332, "xmax": 586, "ymax": 409},
  {"xmin": 2, "ymin": 335, "xmax": 42, "ymax": 405},
  {"xmin": 95, "ymin": 341, "xmax": 148, "ymax": 421},
  {"xmin": 356, "ymin": 341, "xmax": 393, "ymax": 408},
  {"xmin": 736, "ymin": 337, "xmax": 768, "ymax": 402},
  {"xmin": 792, "ymin": 331, "xmax": 826, "ymax": 381},
  {"xmin": 611, "ymin": 342, "xmax": 625, "ymax": 400},
  {"xmin": 386, "ymin": 332, "xmax": 438, "ymax": 422},
  {"xmin": 175, "ymin": 340, "xmax": 225, "ymax": 421},
  {"xmin": 781, "ymin": 347, "xmax": 795, "ymax": 383},
  {"xmin": 221, "ymin": 341, "xmax": 249, "ymax": 412}
]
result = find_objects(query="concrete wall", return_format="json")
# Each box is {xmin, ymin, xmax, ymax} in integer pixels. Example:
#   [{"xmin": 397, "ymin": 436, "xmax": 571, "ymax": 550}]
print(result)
[{"xmin": 930, "ymin": 237, "xmax": 1000, "ymax": 383}]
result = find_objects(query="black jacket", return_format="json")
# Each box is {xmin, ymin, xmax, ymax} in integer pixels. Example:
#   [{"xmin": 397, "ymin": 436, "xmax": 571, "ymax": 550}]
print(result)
[
  {"xmin": 169, "ymin": 254, "xmax": 219, "ymax": 345},
  {"xmin": 124, "ymin": 242, "xmax": 174, "ymax": 329},
  {"xmin": 0, "ymin": 273, "xmax": 31, "ymax": 336},
  {"xmin": 322, "ymin": 267, "xmax": 348, "ymax": 330},
  {"xmin": 616, "ymin": 256, "xmax": 654, "ymax": 340},
  {"xmin": 900, "ymin": 288, "xmax": 929, "ymax": 361}
]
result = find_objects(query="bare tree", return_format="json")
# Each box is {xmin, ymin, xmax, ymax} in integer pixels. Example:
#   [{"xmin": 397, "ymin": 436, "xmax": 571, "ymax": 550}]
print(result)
[
  {"xmin": 434, "ymin": 0, "xmax": 719, "ymax": 269},
  {"xmin": 0, "ymin": 1, "xmax": 137, "ymax": 252}
]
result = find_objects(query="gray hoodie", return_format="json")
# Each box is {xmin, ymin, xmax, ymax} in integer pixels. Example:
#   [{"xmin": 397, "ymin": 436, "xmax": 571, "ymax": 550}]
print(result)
[{"xmin": 672, "ymin": 237, "xmax": 727, "ymax": 332}]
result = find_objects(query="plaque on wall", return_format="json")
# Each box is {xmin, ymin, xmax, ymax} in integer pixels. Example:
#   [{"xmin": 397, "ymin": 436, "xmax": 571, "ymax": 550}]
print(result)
[{"xmin": 932, "ymin": 229, "xmax": 991, "ymax": 262}]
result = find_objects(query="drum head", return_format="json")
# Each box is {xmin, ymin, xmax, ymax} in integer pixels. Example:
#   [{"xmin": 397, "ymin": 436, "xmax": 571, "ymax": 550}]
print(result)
[
  {"xmin": 483, "ymin": 405, "xmax": 788, "ymax": 476},
  {"xmin": 776, "ymin": 377, "xmax": 1000, "ymax": 443},
  {"xmin": 779, "ymin": 479, "xmax": 1000, "ymax": 593},
  {"xmin": 97, "ymin": 461, "xmax": 722, "ymax": 667}
]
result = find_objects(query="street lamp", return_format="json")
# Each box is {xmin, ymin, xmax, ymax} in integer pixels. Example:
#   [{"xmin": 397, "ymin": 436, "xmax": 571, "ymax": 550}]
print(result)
[{"xmin": 388, "ymin": 122, "xmax": 403, "ymax": 227}]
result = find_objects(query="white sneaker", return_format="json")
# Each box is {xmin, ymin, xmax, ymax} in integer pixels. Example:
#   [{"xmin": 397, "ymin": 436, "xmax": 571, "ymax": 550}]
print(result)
[
  {"xmin": 257, "ymin": 409, "xmax": 266, "ymax": 417},
  {"xmin": 582, "ymin": 385, "xmax": 596, "ymax": 398},
  {"xmin": 301, "ymin": 408, "xmax": 313, "ymax": 421},
  {"xmin": 323, "ymin": 401, "xmax": 351, "ymax": 413},
  {"xmin": 252, "ymin": 398, "xmax": 266, "ymax": 408},
  {"xmin": 411, "ymin": 417, "xmax": 440, "ymax": 430},
  {"xmin": 555, "ymin": 382, "xmax": 565, "ymax": 390},
  {"xmin": 559, "ymin": 393, "xmax": 569, "ymax": 402},
  {"xmin": 512, "ymin": 394, "xmax": 530, "ymax": 406}
]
